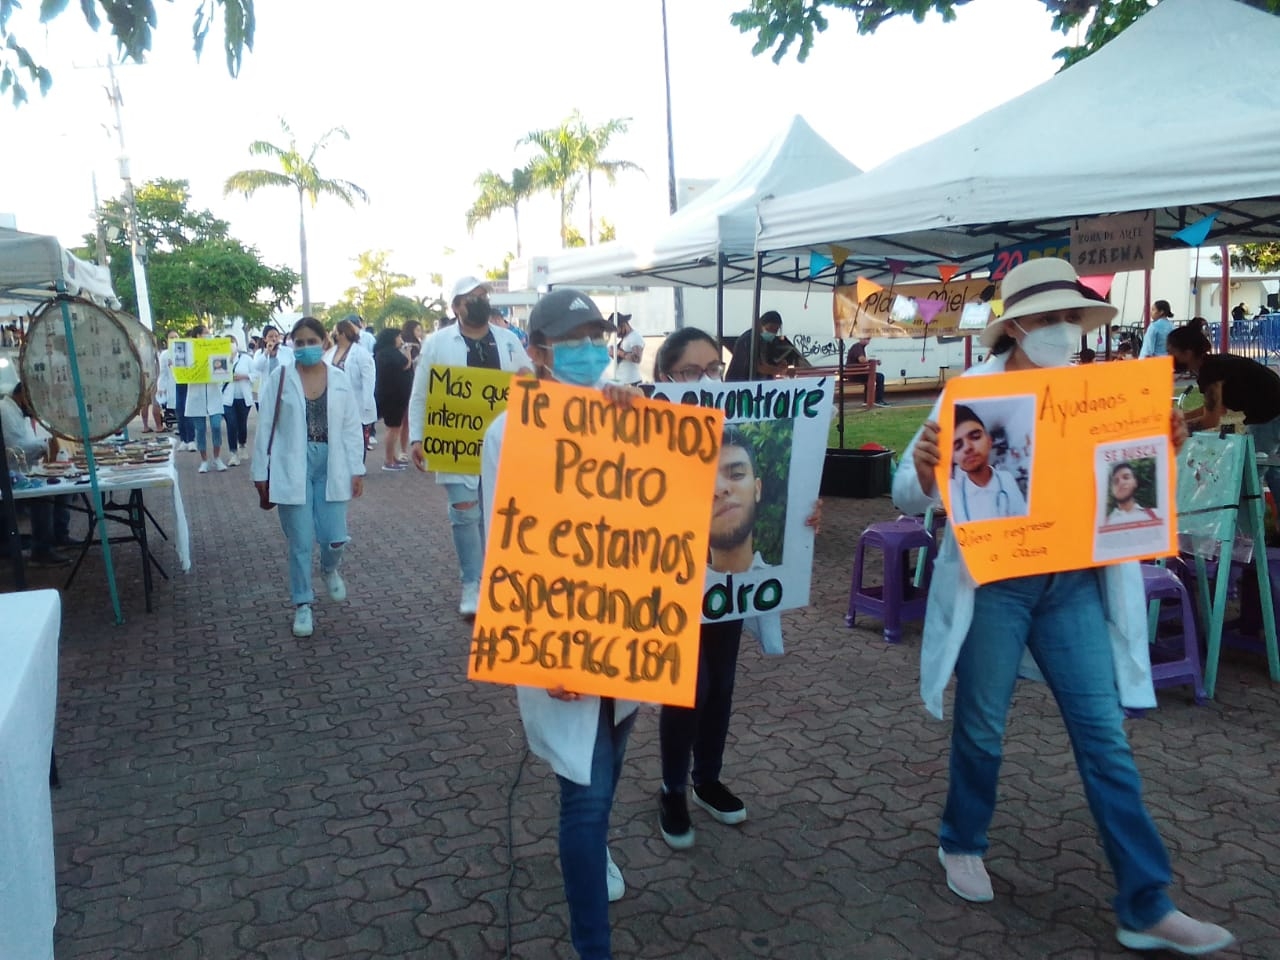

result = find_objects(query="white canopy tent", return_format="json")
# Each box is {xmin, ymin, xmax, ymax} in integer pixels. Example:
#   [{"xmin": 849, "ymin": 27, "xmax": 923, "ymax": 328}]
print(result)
[
  {"xmin": 0, "ymin": 228, "xmax": 119, "ymax": 317},
  {"xmin": 544, "ymin": 114, "xmax": 864, "ymax": 291},
  {"xmin": 755, "ymin": 0, "xmax": 1280, "ymax": 265}
]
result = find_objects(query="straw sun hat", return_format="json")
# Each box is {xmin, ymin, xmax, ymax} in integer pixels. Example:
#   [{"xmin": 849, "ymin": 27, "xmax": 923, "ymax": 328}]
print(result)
[{"xmin": 981, "ymin": 257, "xmax": 1118, "ymax": 347}]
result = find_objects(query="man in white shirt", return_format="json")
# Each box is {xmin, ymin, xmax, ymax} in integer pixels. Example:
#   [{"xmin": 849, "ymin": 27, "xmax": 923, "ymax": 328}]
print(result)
[
  {"xmin": 951, "ymin": 404, "xmax": 1028, "ymax": 523},
  {"xmin": 610, "ymin": 313, "xmax": 645, "ymax": 385},
  {"xmin": 409, "ymin": 276, "xmax": 533, "ymax": 616}
]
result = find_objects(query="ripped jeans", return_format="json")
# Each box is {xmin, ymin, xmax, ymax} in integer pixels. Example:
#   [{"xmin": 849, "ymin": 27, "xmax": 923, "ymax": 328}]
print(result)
[
  {"xmin": 442, "ymin": 480, "xmax": 484, "ymax": 587},
  {"xmin": 277, "ymin": 442, "xmax": 349, "ymax": 605}
]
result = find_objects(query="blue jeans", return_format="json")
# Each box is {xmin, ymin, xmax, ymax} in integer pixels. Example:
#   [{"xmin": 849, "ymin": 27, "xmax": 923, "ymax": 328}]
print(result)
[
  {"xmin": 557, "ymin": 699, "xmax": 635, "ymax": 960},
  {"xmin": 277, "ymin": 442, "xmax": 349, "ymax": 605},
  {"xmin": 659, "ymin": 618, "xmax": 744, "ymax": 790},
  {"xmin": 191, "ymin": 414, "xmax": 224, "ymax": 455},
  {"xmin": 1247, "ymin": 416, "xmax": 1280, "ymax": 504},
  {"xmin": 224, "ymin": 399, "xmax": 250, "ymax": 452},
  {"xmin": 442, "ymin": 481, "xmax": 484, "ymax": 586},
  {"xmin": 941, "ymin": 569, "xmax": 1173, "ymax": 931},
  {"xmin": 174, "ymin": 384, "xmax": 194, "ymax": 443}
]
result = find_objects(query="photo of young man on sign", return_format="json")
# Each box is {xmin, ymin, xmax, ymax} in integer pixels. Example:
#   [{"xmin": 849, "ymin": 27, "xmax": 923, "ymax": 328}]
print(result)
[
  {"xmin": 950, "ymin": 400, "xmax": 1032, "ymax": 523},
  {"xmin": 1094, "ymin": 443, "xmax": 1170, "ymax": 563}
]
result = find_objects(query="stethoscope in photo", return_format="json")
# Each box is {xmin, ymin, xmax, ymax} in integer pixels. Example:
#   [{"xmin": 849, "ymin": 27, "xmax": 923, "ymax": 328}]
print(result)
[{"xmin": 956, "ymin": 466, "xmax": 1012, "ymax": 522}]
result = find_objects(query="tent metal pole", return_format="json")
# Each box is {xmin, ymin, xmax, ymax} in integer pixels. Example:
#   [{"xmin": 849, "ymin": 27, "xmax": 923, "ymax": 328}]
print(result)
[
  {"xmin": 716, "ymin": 255, "xmax": 725, "ymax": 348},
  {"xmin": 1221, "ymin": 245, "xmax": 1231, "ymax": 353},
  {"xmin": 58, "ymin": 291, "xmax": 124, "ymax": 624},
  {"xmin": 749, "ymin": 252, "xmax": 764, "ymax": 377},
  {"xmin": 836, "ymin": 260, "xmax": 846, "ymax": 450}
]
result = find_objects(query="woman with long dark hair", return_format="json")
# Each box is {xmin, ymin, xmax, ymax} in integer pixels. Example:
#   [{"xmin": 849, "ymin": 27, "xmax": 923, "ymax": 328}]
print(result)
[{"xmin": 373, "ymin": 328, "xmax": 413, "ymax": 471}]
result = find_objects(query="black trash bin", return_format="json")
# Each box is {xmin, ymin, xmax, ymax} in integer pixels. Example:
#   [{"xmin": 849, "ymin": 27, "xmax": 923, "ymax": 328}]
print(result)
[{"xmin": 820, "ymin": 448, "xmax": 894, "ymax": 499}]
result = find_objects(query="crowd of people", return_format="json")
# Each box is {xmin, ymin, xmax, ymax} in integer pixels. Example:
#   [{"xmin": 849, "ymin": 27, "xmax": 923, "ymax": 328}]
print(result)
[{"xmin": 5, "ymin": 264, "xmax": 1251, "ymax": 959}]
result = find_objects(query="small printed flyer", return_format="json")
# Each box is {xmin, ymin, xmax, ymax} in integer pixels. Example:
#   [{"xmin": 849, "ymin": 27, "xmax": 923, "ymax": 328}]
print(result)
[{"xmin": 935, "ymin": 358, "xmax": 1177, "ymax": 584}]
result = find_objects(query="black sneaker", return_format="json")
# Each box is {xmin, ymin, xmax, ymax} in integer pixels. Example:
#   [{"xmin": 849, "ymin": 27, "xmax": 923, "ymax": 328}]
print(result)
[
  {"xmin": 658, "ymin": 789, "xmax": 695, "ymax": 850},
  {"xmin": 692, "ymin": 781, "xmax": 748, "ymax": 825},
  {"xmin": 28, "ymin": 551, "xmax": 70, "ymax": 568}
]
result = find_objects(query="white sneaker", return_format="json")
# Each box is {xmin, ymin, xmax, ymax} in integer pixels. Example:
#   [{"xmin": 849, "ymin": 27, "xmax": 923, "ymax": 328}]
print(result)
[
  {"xmin": 366, "ymin": 436, "xmax": 377, "ymax": 449},
  {"xmin": 292, "ymin": 604, "xmax": 314, "ymax": 638},
  {"xmin": 605, "ymin": 849, "xmax": 624, "ymax": 902},
  {"xmin": 459, "ymin": 581, "xmax": 480, "ymax": 618},
  {"xmin": 213, "ymin": 458, "xmax": 228, "ymax": 472},
  {"xmin": 324, "ymin": 569, "xmax": 346, "ymax": 602},
  {"xmin": 1117, "ymin": 910, "xmax": 1235, "ymax": 955},
  {"xmin": 938, "ymin": 847, "xmax": 994, "ymax": 903},
  {"xmin": 197, "ymin": 461, "xmax": 209, "ymax": 474},
  {"xmin": 228, "ymin": 453, "xmax": 240, "ymax": 467}
]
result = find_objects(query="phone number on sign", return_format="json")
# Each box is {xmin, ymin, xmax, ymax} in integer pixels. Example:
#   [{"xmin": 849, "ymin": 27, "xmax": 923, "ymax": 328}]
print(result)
[{"xmin": 471, "ymin": 625, "xmax": 681, "ymax": 685}]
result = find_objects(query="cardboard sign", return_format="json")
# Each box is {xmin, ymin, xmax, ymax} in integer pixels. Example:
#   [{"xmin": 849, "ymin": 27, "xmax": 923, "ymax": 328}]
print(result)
[
  {"xmin": 833, "ymin": 279, "xmax": 993, "ymax": 339},
  {"xmin": 935, "ymin": 358, "xmax": 1176, "ymax": 584},
  {"xmin": 1070, "ymin": 211, "xmax": 1155, "ymax": 274},
  {"xmin": 470, "ymin": 378, "xmax": 723, "ymax": 706},
  {"xmin": 422, "ymin": 364, "xmax": 514, "ymax": 475},
  {"xmin": 650, "ymin": 377, "xmax": 834, "ymax": 625},
  {"xmin": 171, "ymin": 338, "xmax": 233, "ymax": 385},
  {"xmin": 988, "ymin": 237, "xmax": 1071, "ymax": 281}
]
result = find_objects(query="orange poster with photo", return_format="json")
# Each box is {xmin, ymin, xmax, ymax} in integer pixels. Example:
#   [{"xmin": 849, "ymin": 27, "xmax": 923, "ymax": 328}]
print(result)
[
  {"xmin": 469, "ymin": 378, "xmax": 724, "ymax": 707},
  {"xmin": 934, "ymin": 358, "xmax": 1177, "ymax": 585}
]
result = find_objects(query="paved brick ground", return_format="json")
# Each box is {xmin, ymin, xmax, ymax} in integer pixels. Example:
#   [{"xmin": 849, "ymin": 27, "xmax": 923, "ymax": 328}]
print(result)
[{"xmin": 10, "ymin": 412, "xmax": 1278, "ymax": 959}]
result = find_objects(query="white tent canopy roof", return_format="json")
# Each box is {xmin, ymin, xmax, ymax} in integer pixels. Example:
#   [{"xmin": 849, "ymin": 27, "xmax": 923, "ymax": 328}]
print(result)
[
  {"xmin": 0, "ymin": 228, "xmax": 119, "ymax": 314},
  {"xmin": 755, "ymin": 0, "xmax": 1280, "ymax": 265},
  {"xmin": 545, "ymin": 114, "xmax": 861, "ymax": 289}
]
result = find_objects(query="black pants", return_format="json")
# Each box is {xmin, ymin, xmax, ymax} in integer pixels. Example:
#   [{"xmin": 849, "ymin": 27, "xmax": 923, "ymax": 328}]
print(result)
[
  {"xmin": 224, "ymin": 399, "xmax": 250, "ymax": 452},
  {"xmin": 659, "ymin": 619, "xmax": 744, "ymax": 790}
]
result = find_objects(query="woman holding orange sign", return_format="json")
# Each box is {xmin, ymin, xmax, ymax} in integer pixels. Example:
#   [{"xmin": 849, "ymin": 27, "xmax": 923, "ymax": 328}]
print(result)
[{"xmin": 893, "ymin": 258, "xmax": 1232, "ymax": 956}]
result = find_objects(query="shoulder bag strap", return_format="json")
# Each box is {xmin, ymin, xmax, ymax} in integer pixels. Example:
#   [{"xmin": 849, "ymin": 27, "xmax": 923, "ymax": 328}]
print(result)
[{"xmin": 266, "ymin": 366, "xmax": 286, "ymax": 457}]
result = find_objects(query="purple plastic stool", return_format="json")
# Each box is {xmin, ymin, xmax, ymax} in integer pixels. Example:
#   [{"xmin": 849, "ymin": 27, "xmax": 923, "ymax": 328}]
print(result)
[
  {"xmin": 1143, "ymin": 565, "xmax": 1207, "ymax": 703},
  {"xmin": 845, "ymin": 518, "xmax": 933, "ymax": 643}
]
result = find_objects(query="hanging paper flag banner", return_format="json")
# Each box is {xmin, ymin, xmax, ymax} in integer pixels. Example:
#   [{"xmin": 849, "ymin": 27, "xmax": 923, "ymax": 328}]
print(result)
[
  {"xmin": 809, "ymin": 251, "xmax": 834, "ymax": 278},
  {"xmin": 1078, "ymin": 275, "xmax": 1114, "ymax": 299},
  {"xmin": 937, "ymin": 264, "xmax": 960, "ymax": 284},
  {"xmin": 1172, "ymin": 213, "xmax": 1218, "ymax": 248},
  {"xmin": 890, "ymin": 296, "xmax": 919, "ymax": 323},
  {"xmin": 916, "ymin": 298, "xmax": 947, "ymax": 327},
  {"xmin": 855, "ymin": 277, "xmax": 884, "ymax": 303},
  {"xmin": 884, "ymin": 258, "xmax": 909, "ymax": 302},
  {"xmin": 991, "ymin": 300, "xmax": 1004, "ymax": 317},
  {"xmin": 830, "ymin": 244, "xmax": 851, "ymax": 269}
]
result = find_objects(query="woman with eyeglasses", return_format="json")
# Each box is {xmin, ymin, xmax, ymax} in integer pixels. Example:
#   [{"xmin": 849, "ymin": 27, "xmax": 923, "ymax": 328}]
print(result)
[
  {"xmin": 650, "ymin": 327, "xmax": 821, "ymax": 853},
  {"xmin": 253, "ymin": 317, "xmax": 366, "ymax": 639}
]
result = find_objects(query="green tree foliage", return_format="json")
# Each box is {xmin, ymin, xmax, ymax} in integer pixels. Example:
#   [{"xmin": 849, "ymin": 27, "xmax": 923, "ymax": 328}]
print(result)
[
  {"xmin": 730, "ymin": 0, "xmax": 1280, "ymax": 69},
  {"xmin": 79, "ymin": 178, "xmax": 296, "ymax": 334},
  {"xmin": 224, "ymin": 118, "xmax": 369, "ymax": 316},
  {"xmin": 467, "ymin": 167, "xmax": 535, "ymax": 258},
  {"xmin": 329, "ymin": 250, "xmax": 428, "ymax": 331},
  {"xmin": 1230, "ymin": 243, "xmax": 1280, "ymax": 274},
  {"xmin": 738, "ymin": 419, "xmax": 794, "ymax": 566},
  {"xmin": 0, "ymin": 0, "xmax": 254, "ymax": 106}
]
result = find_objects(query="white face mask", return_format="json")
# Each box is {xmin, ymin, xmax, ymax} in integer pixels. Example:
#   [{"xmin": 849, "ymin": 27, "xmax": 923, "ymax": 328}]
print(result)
[{"xmin": 1013, "ymin": 320, "xmax": 1081, "ymax": 368}]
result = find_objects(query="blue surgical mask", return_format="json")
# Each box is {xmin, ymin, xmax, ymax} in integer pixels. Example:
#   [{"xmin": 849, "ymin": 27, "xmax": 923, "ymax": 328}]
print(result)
[
  {"xmin": 551, "ymin": 340, "xmax": 611, "ymax": 386},
  {"xmin": 760, "ymin": 330, "xmax": 777, "ymax": 342},
  {"xmin": 295, "ymin": 345, "xmax": 325, "ymax": 367}
]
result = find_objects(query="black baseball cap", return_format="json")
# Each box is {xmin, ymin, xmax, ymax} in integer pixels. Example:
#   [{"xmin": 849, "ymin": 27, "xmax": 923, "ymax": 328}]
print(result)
[{"xmin": 529, "ymin": 289, "xmax": 615, "ymax": 341}]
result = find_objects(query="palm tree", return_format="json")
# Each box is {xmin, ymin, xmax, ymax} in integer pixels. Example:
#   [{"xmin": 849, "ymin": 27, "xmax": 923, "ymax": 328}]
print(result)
[
  {"xmin": 520, "ymin": 113, "xmax": 589, "ymax": 247},
  {"xmin": 466, "ymin": 166, "xmax": 535, "ymax": 258},
  {"xmin": 579, "ymin": 118, "xmax": 643, "ymax": 244},
  {"xmin": 223, "ymin": 118, "xmax": 369, "ymax": 315}
]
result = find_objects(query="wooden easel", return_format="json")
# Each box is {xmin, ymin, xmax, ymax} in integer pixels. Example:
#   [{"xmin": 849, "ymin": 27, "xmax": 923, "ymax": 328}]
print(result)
[{"xmin": 1176, "ymin": 432, "xmax": 1280, "ymax": 696}]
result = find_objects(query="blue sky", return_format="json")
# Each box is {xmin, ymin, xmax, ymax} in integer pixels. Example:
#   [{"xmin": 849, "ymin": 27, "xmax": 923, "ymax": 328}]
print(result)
[{"xmin": 1, "ymin": 1, "xmax": 1070, "ymax": 304}]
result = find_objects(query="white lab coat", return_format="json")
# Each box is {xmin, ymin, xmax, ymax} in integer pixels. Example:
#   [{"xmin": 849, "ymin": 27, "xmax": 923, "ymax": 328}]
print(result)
[
  {"xmin": 183, "ymin": 381, "xmax": 226, "ymax": 419},
  {"xmin": 408, "ymin": 323, "xmax": 533, "ymax": 489},
  {"xmin": 251, "ymin": 364, "xmax": 366, "ymax": 505},
  {"xmin": 892, "ymin": 351, "xmax": 1156, "ymax": 719},
  {"xmin": 221, "ymin": 353, "xmax": 255, "ymax": 405},
  {"xmin": 481, "ymin": 409, "xmax": 640, "ymax": 786},
  {"xmin": 157, "ymin": 348, "xmax": 176, "ymax": 407},
  {"xmin": 325, "ymin": 342, "xmax": 377, "ymax": 425}
]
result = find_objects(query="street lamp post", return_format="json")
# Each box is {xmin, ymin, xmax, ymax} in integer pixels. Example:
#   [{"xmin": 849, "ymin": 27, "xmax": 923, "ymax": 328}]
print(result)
[
  {"xmin": 105, "ymin": 59, "xmax": 154, "ymax": 331},
  {"xmin": 661, "ymin": 0, "xmax": 684, "ymax": 329}
]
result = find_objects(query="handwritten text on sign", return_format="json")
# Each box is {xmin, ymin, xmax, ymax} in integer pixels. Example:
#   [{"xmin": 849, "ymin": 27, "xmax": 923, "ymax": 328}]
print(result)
[
  {"xmin": 423, "ymin": 365, "xmax": 513, "ymax": 475},
  {"xmin": 171, "ymin": 338, "xmax": 233, "ymax": 385},
  {"xmin": 935, "ymin": 358, "xmax": 1176, "ymax": 585},
  {"xmin": 470, "ymin": 379, "xmax": 723, "ymax": 706},
  {"xmin": 834, "ymin": 279, "xmax": 992, "ymax": 340}
]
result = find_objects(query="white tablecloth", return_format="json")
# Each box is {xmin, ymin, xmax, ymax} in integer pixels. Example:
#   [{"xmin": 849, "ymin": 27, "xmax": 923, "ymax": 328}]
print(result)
[
  {"xmin": 0, "ymin": 589, "xmax": 59, "ymax": 960},
  {"xmin": 10, "ymin": 449, "xmax": 191, "ymax": 572}
]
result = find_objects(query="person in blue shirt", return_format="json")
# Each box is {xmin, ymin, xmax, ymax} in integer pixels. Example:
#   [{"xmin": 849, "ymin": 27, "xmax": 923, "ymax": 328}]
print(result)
[{"xmin": 1138, "ymin": 300, "xmax": 1174, "ymax": 359}]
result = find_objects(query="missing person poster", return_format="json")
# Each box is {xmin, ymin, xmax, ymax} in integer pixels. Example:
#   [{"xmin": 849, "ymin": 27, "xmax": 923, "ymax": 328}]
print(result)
[
  {"xmin": 650, "ymin": 377, "xmax": 835, "ymax": 629},
  {"xmin": 171, "ymin": 337, "xmax": 233, "ymax": 385},
  {"xmin": 935, "ymin": 358, "xmax": 1176, "ymax": 584},
  {"xmin": 422, "ymin": 364, "xmax": 514, "ymax": 474},
  {"xmin": 470, "ymin": 379, "xmax": 723, "ymax": 707},
  {"xmin": 833, "ymin": 279, "xmax": 993, "ymax": 339}
]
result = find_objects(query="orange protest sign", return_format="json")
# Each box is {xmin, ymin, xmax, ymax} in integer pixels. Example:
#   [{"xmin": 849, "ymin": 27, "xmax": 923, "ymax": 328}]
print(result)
[
  {"xmin": 934, "ymin": 358, "xmax": 1177, "ymax": 585},
  {"xmin": 469, "ymin": 378, "xmax": 724, "ymax": 706}
]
